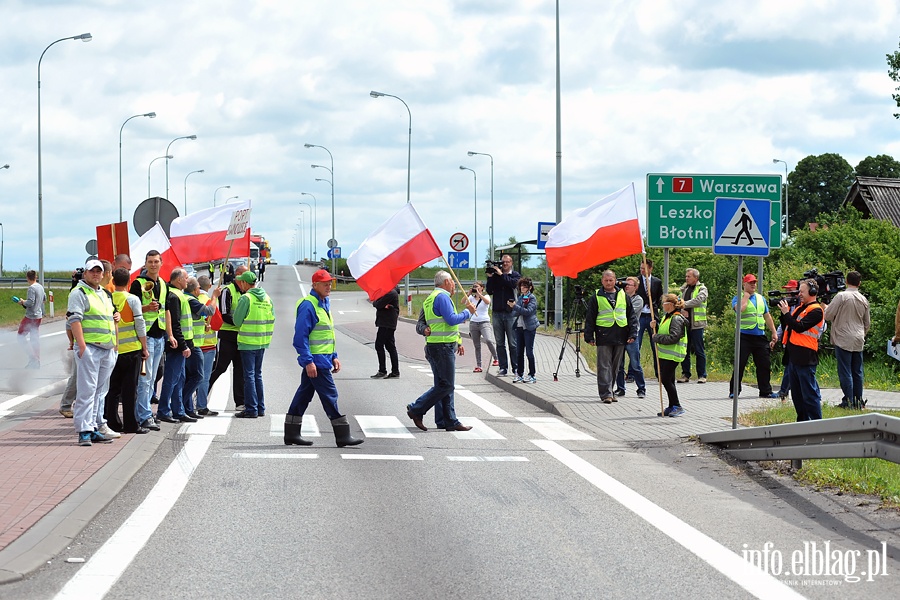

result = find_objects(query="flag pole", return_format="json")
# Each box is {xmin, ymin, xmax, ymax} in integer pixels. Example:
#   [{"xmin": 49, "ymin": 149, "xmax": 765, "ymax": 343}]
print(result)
[
  {"xmin": 642, "ymin": 253, "xmax": 665, "ymax": 417},
  {"xmin": 438, "ymin": 257, "xmax": 473, "ymax": 306}
]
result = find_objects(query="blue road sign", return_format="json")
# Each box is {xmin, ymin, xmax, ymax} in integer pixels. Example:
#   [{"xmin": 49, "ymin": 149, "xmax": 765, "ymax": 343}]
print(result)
[
  {"xmin": 536, "ymin": 221, "xmax": 555, "ymax": 250},
  {"xmin": 448, "ymin": 251, "xmax": 469, "ymax": 269},
  {"xmin": 713, "ymin": 197, "xmax": 772, "ymax": 257},
  {"xmin": 327, "ymin": 246, "xmax": 341, "ymax": 259}
]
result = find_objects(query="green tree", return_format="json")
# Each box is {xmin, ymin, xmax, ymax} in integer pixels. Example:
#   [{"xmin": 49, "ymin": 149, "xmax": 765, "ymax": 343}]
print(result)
[
  {"xmin": 887, "ymin": 40, "xmax": 900, "ymax": 118},
  {"xmin": 787, "ymin": 153, "xmax": 854, "ymax": 230},
  {"xmin": 855, "ymin": 154, "xmax": 900, "ymax": 178}
]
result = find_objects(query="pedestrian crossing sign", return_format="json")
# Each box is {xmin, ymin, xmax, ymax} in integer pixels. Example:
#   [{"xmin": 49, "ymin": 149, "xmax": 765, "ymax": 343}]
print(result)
[{"xmin": 713, "ymin": 197, "xmax": 772, "ymax": 257}]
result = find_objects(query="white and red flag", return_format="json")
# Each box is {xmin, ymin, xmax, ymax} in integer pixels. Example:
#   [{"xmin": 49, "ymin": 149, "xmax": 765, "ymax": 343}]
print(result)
[
  {"xmin": 545, "ymin": 183, "xmax": 644, "ymax": 278},
  {"xmin": 129, "ymin": 222, "xmax": 183, "ymax": 282},
  {"xmin": 169, "ymin": 199, "xmax": 252, "ymax": 264},
  {"xmin": 347, "ymin": 203, "xmax": 442, "ymax": 301}
]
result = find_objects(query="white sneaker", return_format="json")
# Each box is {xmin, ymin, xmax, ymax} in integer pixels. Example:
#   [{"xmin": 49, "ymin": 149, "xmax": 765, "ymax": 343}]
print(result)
[{"xmin": 98, "ymin": 424, "xmax": 122, "ymax": 439}]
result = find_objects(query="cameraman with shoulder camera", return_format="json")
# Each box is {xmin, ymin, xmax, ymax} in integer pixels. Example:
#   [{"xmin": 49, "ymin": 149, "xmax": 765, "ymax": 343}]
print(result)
[
  {"xmin": 485, "ymin": 254, "xmax": 520, "ymax": 376},
  {"xmin": 777, "ymin": 279, "xmax": 825, "ymax": 421}
]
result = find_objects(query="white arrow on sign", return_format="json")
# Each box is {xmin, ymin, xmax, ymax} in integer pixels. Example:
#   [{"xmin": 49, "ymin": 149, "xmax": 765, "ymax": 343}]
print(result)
[{"xmin": 656, "ymin": 177, "xmax": 664, "ymax": 194}]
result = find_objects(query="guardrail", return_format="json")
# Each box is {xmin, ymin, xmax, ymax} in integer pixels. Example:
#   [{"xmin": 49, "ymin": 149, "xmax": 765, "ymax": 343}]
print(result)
[{"xmin": 699, "ymin": 414, "xmax": 900, "ymax": 468}]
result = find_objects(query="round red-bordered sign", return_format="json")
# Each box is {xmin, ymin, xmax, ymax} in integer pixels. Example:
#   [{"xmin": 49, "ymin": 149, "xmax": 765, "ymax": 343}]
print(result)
[{"xmin": 449, "ymin": 232, "xmax": 469, "ymax": 251}]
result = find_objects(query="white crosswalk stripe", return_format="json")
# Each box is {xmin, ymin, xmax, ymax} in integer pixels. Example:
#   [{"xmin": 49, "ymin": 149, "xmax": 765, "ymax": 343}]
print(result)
[
  {"xmin": 449, "ymin": 417, "xmax": 505, "ymax": 440},
  {"xmin": 517, "ymin": 416, "xmax": 595, "ymax": 441},
  {"xmin": 355, "ymin": 415, "xmax": 416, "ymax": 438},
  {"xmin": 269, "ymin": 414, "xmax": 321, "ymax": 437}
]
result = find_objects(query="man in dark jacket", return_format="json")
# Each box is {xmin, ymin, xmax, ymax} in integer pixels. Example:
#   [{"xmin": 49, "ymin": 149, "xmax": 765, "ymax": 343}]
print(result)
[
  {"xmin": 371, "ymin": 286, "xmax": 400, "ymax": 379},
  {"xmin": 485, "ymin": 254, "xmax": 520, "ymax": 376},
  {"xmin": 635, "ymin": 259, "xmax": 663, "ymax": 378},
  {"xmin": 584, "ymin": 270, "xmax": 638, "ymax": 404}
]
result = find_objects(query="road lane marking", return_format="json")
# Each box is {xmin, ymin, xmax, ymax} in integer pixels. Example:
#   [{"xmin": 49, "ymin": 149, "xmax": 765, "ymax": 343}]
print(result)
[
  {"xmin": 532, "ymin": 440, "xmax": 804, "ymax": 600},
  {"xmin": 454, "ymin": 388, "xmax": 512, "ymax": 418},
  {"xmin": 179, "ymin": 415, "xmax": 231, "ymax": 435},
  {"xmin": 269, "ymin": 414, "xmax": 321, "ymax": 437},
  {"xmin": 517, "ymin": 417, "xmax": 595, "ymax": 441},
  {"xmin": 341, "ymin": 454, "xmax": 423, "ymax": 461},
  {"xmin": 449, "ymin": 417, "xmax": 505, "ymax": 440},
  {"xmin": 233, "ymin": 453, "xmax": 319, "ymax": 459},
  {"xmin": 355, "ymin": 415, "xmax": 415, "ymax": 438},
  {"xmin": 54, "ymin": 435, "xmax": 215, "ymax": 600},
  {"xmin": 0, "ymin": 380, "xmax": 67, "ymax": 420},
  {"xmin": 447, "ymin": 456, "xmax": 528, "ymax": 462}
]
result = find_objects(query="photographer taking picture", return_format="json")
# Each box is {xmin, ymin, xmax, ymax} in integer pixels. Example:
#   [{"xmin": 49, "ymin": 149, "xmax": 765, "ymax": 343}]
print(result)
[{"xmin": 485, "ymin": 254, "xmax": 520, "ymax": 376}]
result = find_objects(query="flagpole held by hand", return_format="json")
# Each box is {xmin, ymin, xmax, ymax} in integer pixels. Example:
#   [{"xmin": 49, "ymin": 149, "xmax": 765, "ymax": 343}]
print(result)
[{"xmin": 642, "ymin": 253, "xmax": 666, "ymax": 417}]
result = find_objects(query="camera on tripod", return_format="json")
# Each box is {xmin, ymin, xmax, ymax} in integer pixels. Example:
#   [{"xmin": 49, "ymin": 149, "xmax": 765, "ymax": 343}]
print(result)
[{"xmin": 573, "ymin": 285, "xmax": 585, "ymax": 299}]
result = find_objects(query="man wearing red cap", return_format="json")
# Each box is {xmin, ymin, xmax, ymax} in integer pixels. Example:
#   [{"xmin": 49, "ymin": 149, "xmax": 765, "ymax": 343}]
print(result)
[
  {"xmin": 775, "ymin": 279, "xmax": 799, "ymax": 400},
  {"xmin": 729, "ymin": 273, "xmax": 779, "ymax": 399},
  {"xmin": 283, "ymin": 269, "xmax": 363, "ymax": 447}
]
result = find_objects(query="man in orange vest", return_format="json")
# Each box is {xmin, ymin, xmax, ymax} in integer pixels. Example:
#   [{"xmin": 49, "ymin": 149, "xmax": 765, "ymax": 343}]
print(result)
[{"xmin": 776, "ymin": 278, "xmax": 825, "ymax": 421}]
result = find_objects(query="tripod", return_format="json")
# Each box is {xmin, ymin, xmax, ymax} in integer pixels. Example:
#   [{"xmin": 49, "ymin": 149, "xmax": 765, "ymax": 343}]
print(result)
[{"xmin": 553, "ymin": 293, "xmax": 590, "ymax": 381}]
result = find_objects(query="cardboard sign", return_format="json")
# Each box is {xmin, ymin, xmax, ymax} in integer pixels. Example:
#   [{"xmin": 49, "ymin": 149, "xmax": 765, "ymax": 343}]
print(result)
[{"xmin": 225, "ymin": 208, "xmax": 252, "ymax": 241}]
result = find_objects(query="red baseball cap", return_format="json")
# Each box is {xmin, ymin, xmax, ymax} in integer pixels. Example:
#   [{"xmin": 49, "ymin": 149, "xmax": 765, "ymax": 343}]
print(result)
[
  {"xmin": 311, "ymin": 269, "xmax": 333, "ymax": 283},
  {"xmin": 742, "ymin": 274, "xmax": 757, "ymax": 283},
  {"xmin": 782, "ymin": 279, "xmax": 799, "ymax": 289}
]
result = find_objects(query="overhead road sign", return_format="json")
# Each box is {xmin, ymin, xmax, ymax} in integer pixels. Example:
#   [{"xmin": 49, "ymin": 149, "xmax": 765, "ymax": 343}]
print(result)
[
  {"xmin": 646, "ymin": 173, "xmax": 782, "ymax": 249},
  {"xmin": 713, "ymin": 198, "xmax": 772, "ymax": 257}
]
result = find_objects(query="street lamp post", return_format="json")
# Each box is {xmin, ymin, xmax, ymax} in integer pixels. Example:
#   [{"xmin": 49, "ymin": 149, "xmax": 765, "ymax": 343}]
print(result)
[
  {"xmin": 459, "ymin": 166, "xmax": 477, "ymax": 279},
  {"xmin": 0, "ymin": 222, "xmax": 4, "ymax": 277},
  {"xmin": 298, "ymin": 201, "xmax": 314, "ymax": 262},
  {"xmin": 300, "ymin": 192, "xmax": 317, "ymax": 261},
  {"xmin": 119, "ymin": 112, "xmax": 156, "ymax": 221},
  {"xmin": 773, "ymin": 158, "xmax": 789, "ymax": 238},
  {"xmin": 305, "ymin": 143, "xmax": 335, "ymax": 271},
  {"xmin": 165, "ymin": 135, "xmax": 197, "ymax": 200},
  {"xmin": 148, "ymin": 155, "xmax": 172, "ymax": 198},
  {"xmin": 37, "ymin": 32, "xmax": 92, "ymax": 288},
  {"xmin": 183, "ymin": 169, "xmax": 204, "ymax": 214},
  {"xmin": 213, "ymin": 185, "xmax": 231, "ymax": 206},
  {"xmin": 224, "ymin": 195, "xmax": 239, "ymax": 204},
  {"xmin": 467, "ymin": 151, "xmax": 494, "ymax": 259}
]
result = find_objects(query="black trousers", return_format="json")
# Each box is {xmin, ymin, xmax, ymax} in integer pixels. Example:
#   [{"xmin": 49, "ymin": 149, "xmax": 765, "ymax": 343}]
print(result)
[
  {"xmin": 209, "ymin": 331, "xmax": 245, "ymax": 405},
  {"xmin": 375, "ymin": 326, "xmax": 399, "ymax": 374},
  {"xmin": 659, "ymin": 358, "xmax": 680, "ymax": 408},
  {"xmin": 729, "ymin": 333, "xmax": 773, "ymax": 396},
  {"xmin": 105, "ymin": 350, "xmax": 142, "ymax": 432}
]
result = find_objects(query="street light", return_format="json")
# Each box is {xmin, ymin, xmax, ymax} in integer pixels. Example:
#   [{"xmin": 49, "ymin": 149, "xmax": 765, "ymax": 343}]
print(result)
[
  {"xmin": 1, "ymin": 164, "xmax": 8, "ymax": 170},
  {"xmin": 148, "ymin": 155, "xmax": 172, "ymax": 198},
  {"xmin": 224, "ymin": 195, "xmax": 239, "ymax": 203},
  {"xmin": 183, "ymin": 169, "xmax": 204, "ymax": 214},
  {"xmin": 773, "ymin": 158, "xmax": 789, "ymax": 237},
  {"xmin": 300, "ymin": 191, "xmax": 317, "ymax": 260},
  {"xmin": 467, "ymin": 151, "xmax": 494, "ymax": 259},
  {"xmin": 459, "ymin": 166, "xmax": 477, "ymax": 279},
  {"xmin": 119, "ymin": 111, "xmax": 156, "ymax": 221},
  {"xmin": 165, "ymin": 135, "xmax": 197, "ymax": 200},
  {"xmin": 214, "ymin": 185, "xmax": 231, "ymax": 206},
  {"xmin": 298, "ymin": 201, "xmax": 314, "ymax": 262},
  {"xmin": 306, "ymin": 143, "xmax": 335, "ymax": 272},
  {"xmin": 37, "ymin": 32, "xmax": 92, "ymax": 288},
  {"xmin": 0, "ymin": 222, "xmax": 4, "ymax": 277}
]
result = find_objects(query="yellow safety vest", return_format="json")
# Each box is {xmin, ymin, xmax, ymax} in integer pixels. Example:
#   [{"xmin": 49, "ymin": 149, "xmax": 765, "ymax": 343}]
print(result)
[
  {"xmin": 220, "ymin": 282, "xmax": 242, "ymax": 333},
  {"xmin": 298, "ymin": 295, "xmax": 333, "ymax": 354},
  {"xmin": 112, "ymin": 290, "xmax": 141, "ymax": 354},
  {"xmin": 657, "ymin": 313, "xmax": 687, "ymax": 362},
  {"xmin": 238, "ymin": 292, "xmax": 275, "ymax": 348},
  {"xmin": 170, "ymin": 288, "xmax": 193, "ymax": 341},
  {"xmin": 192, "ymin": 292, "xmax": 217, "ymax": 349},
  {"xmin": 81, "ymin": 286, "xmax": 116, "ymax": 346},
  {"xmin": 595, "ymin": 289, "xmax": 628, "ymax": 328},
  {"xmin": 136, "ymin": 277, "xmax": 167, "ymax": 330},
  {"xmin": 424, "ymin": 288, "xmax": 459, "ymax": 343},
  {"xmin": 739, "ymin": 293, "xmax": 767, "ymax": 331}
]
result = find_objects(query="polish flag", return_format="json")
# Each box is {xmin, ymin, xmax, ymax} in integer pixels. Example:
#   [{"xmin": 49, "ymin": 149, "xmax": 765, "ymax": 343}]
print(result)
[
  {"xmin": 347, "ymin": 203, "xmax": 442, "ymax": 301},
  {"xmin": 169, "ymin": 199, "xmax": 252, "ymax": 264},
  {"xmin": 129, "ymin": 223, "xmax": 183, "ymax": 282},
  {"xmin": 545, "ymin": 183, "xmax": 644, "ymax": 278}
]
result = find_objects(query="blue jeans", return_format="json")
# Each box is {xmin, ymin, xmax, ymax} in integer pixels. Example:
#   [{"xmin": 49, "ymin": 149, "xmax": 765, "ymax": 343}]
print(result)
[
  {"xmin": 636, "ymin": 313, "xmax": 658, "ymax": 378},
  {"xmin": 157, "ymin": 350, "xmax": 186, "ymax": 418},
  {"xmin": 514, "ymin": 328, "xmax": 536, "ymax": 377},
  {"xmin": 789, "ymin": 363, "xmax": 822, "ymax": 421},
  {"xmin": 136, "ymin": 336, "xmax": 165, "ymax": 423},
  {"xmin": 779, "ymin": 363, "xmax": 792, "ymax": 397},
  {"xmin": 194, "ymin": 349, "xmax": 217, "ymax": 410},
  {"xmin": 180, "ymin": 346, "xmax": 204, "ymax": 414},
  {"xmin": 288, "ymin": 362, "xmax": 341, "ymax": 420},
  {"xmin": 681, "ymin": 328, "xmax": 707, "ymax": 379},
  {"xmin": 617, "ymin": 339, "xmax": 645, "ymax": 393},
  {"xmin": 241, "ymin": 348, "xmax": 266, "ymax": 416},
  {"xmin": 491, "ymin": 312, "xmax": 518, "ymax": 372},
  {"xmin": 408, "ymin": 343, "xmax": 460, "ymax": 430},
  {"xmin": 834, "ymin": 346, "xmax": 863, "ymax": 402}
]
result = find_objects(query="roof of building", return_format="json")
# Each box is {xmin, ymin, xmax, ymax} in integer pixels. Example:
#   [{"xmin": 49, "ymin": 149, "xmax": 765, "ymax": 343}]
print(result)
[{"xmin": 843, "ymin": 176, "xmax": 900, "ymax": 227}]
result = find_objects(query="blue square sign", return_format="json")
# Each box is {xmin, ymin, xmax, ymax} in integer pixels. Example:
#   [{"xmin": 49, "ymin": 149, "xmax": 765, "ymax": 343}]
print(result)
[
  {"xmin": 448, "ymin": 252, "xmax": 470, "ymax": 269},
  {"xmin": 713, "ymin": 198, "xmax": 772, "ymax": 257}
]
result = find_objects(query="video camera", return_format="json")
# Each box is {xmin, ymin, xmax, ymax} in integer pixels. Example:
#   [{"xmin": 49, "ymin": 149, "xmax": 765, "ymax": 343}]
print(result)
[
  {"xmin": 767, "ymin": 268, "xmax": 846, "ymax": 307},
  {"xmin": 485, "ymin": 259, "xmax": 503, "ymax": 270},
  {"xmin": 767, "ymin": 288, "xmax": 800, "ymax": 308},
  {"xmin": 573, "ymin": 284, "xmax": 585, "ymax": 299},
  {"xmin": 71, "ymin": 267, "xmax": 84, "ymax": 290}
]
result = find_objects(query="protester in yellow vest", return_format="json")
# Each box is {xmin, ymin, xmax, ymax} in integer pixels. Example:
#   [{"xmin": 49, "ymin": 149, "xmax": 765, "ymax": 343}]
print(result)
[
  {"xmin": 104, "ymin": 268, "xmax": 149, "ymax": 434},
  {"xmin": 729, "ymin": 273, "xmax": 779, "ymax": 399},
  {"xmin": 584, "ymin": 270, "xmax": 638, "ymax": 404},
  {"xmin": 652, "ymin": 294, "xmax": 689, "ymax": 417},
  {"xmin": 209, "ymin": 265, "xmax": 248, "ymax": 412},
  {"xmin": 678, "ymin": 267, "xmax": 709, "ymax": 384},
  {"xmin": 190, "ymin": 275, "xmax": 222, "ymax": 416},
  {"xmin": 129, "ymin": 249, "xmax": 167, "ymax": 432},
  {"xmin": 156, "ymin": 269, "xmax": 198, "ymax": 423},
  {"xmin": 232, "ymin": 271, "xmax": 275, "ymax": 420}
]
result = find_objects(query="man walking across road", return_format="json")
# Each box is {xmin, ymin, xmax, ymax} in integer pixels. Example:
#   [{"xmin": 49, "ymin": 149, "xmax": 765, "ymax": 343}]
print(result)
[
  {"xmin": 678, "ymin": 268, "xmax": 709, "ymax": 384},
  {"xmin": 730, "ymin": 273, "xmax": 780, "ymax": 399},
  {"xmin": 370, "ymin": 285, "xmax": 400, "ymax": 379},
  {"xmin": 824, "ymin": 271, "xmax": 870, "ymax": 409},
  {"xmin": 17, "ymin": 269, "xmax": 45, "ymax": 369},
  {"xmin": 584, "ymin": 270, "xmax": 638, "ymax": 404},
  {"xmin": 284, "ymin": 269, "xmax": 363, "ymax": 447},
  {"xmin": 232, "ymin": 271, "xmax": 274, "ymax": 419},
  {"xmin": 485, "ymin": 254, "xmax": 520, "ymax": 376},
  {"xmin": 406, "ymin": 270, "xmax": 476, "ymax": 432}
]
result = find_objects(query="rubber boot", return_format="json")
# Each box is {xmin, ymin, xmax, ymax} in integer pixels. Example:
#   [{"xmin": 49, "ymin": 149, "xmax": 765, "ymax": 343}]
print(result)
[
  {"xmin": 284, "ymin": 415, "xmax": 313, "ymax": 446},
  {"xmin": 331, "ymin": 415, "xmax": 363, "ymax": 447}
]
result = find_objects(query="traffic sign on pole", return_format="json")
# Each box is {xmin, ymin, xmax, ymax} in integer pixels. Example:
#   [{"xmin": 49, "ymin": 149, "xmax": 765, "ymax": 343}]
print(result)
[
  {"xmin": 448, "ymin": 251, "xmax": 469, "ymax": 269},
  {"xmin": 449, "ymin": 232, "xmax": 469, "ymax": 252},
  {"xmin": 713, "ymin": 198, "xmax": 772, "ymax": 257},
  {"xmin": 536, "ymin": 221, "xmax": 555, "ymax": 250},
  {"xmin": 646, "ymin": 173, "xmax": 782, "ymax": 249}
]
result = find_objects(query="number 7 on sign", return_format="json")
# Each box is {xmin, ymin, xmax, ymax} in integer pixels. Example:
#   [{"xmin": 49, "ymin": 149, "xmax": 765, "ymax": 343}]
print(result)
[{"xmin": 673, "ymin": 177, "xmax": 693, "ymax": 193}]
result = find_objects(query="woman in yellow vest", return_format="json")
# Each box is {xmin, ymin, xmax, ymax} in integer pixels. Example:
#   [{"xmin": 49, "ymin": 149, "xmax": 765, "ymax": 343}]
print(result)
[{"xmin": 652, "ymin": 294, "xmax": 689, "ymax": 417}]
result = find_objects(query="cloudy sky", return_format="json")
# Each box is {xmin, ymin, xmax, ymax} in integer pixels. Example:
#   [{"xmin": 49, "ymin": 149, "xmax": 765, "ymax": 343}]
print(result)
[{"xmin": 1, "ymin": 0, "xmax": 899, "ymax": 274}]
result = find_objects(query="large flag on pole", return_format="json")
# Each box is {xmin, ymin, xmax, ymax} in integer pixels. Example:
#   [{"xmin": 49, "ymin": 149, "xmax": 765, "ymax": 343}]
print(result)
[
  {"xmin": 129, "ymin": 222, "xmax": 183, "ymax": 282},
  {"xmin": 169, "ymin": 199, "xmax": 252, "ymax": 264},
  {"xmin": 347, "ymin": 203, "xmax": 442, "ymax": 301},
  {"xmin": 545, "ymin": 183, "xmax": 644, "ymax": 278}
]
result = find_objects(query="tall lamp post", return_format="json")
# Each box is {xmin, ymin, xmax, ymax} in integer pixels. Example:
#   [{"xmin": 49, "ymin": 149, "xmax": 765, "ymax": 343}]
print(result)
[
  {"xmin": 213, "ymin": 185, "xmax": 231, "ymax": 206},
  {"xmin": 300, "ymin": 192, "xmax": 317, "ymax": 261},
  {"xmin": 148, "ymin": 155, "xmax": 172, "ymax": 198},
  {"xmin": 183, "ymin": 169, "xmax": 204, "ymax": 214},
  {"xmin": 119, "ymin": 111, "xmax": 156, "ymax": 221},
  {"xmin": 459, "ymin": 166, "xmax": 477, "ymax": 279},
  {"xmin": 37, "ymin": 32, "xmax": 92, "ymax": 288},
  {"xmin": 312, "ymin": 164, "xmax": 335, "ymax": 274},
  {"xmin": 0, "ymin": 222, "xmax": 4, "ymax": 278},
  {"xmin": 298, "ymin": 201, "xmax": 314, "ymax": 261},
  {"xmin": 305, "ymin": 144, "xmax": 334, "ymax": 270},
  {"xmin": 165, "ymin": 135, "xmax": 197, "ymax": 200},
  {"xmin": 467, "ymin": 151, "xmax": 493, "ymax": 259},
  {"xmin": 773, "ymin": 158, "xmax": 789, "ymax": 238}
]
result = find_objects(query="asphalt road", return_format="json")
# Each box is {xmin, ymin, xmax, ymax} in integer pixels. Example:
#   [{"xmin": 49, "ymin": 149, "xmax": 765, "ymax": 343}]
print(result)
[{"xmin": 2, "ymin": 265, "xmax": 897, "ymax": 599}]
